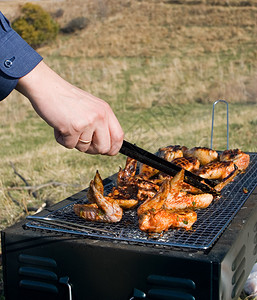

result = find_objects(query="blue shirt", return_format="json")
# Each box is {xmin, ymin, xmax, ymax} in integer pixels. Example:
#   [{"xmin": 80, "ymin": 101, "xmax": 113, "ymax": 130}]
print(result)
[{"xmin": 0, "ymin": 12, "xmax": 43, "ymax": 100}]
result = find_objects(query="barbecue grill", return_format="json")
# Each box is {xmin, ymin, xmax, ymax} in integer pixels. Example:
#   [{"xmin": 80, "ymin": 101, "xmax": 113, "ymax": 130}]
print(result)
[{"xmin": 2, "ymin": 151, "xmax": 257, "ymax": 300}]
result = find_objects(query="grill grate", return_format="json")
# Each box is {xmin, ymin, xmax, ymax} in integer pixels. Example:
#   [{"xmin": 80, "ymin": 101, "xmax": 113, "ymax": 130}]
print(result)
[{"xmin": 26, "ymin": 153, "xmax": 257, "ymax": 250}]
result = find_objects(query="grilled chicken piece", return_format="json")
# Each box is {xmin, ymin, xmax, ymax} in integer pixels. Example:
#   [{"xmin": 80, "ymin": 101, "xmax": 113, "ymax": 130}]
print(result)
[
  {"xmin": 220, "ymin": 149, "xmax": 250, "ymax": 171},
  {"xmin": 137, "ymin": 170, "xmax": 211, "ymax": 232},
  {"xmin": 87, "ymin": 170, "xmax": 104, "ymax": 203},
  {"xmin": 74, "ymin": 182, "xmax": 123, "ymax": 223},
  {"xmin": 107, "ymin": 187, "xmax": 138, "ymax": 209},
  {"xmin": 195, "ymin": 161, "xmax": 235, "ymax": 180},
  {"xmin": 137, "ymin": 179, "xmax": 170, "ymax": 216},
  {"xmin": 158, "ymin": 173, "xmax": 203, "ymax": 194},
  {"xmin": 108, "ymin": 186, "xmax": 138, "ymax": 207},
  {"xmin": 158, "ymin": 145, "xmax": 186, "ymax": 162},
  {"xmin": 165, "ymin": 193, "xmax": 213, "ymax": 210},
  {"xmin": 74, "ymin": 203, "xmax": 104, "ymax": 222},
  {"xmin": 110, "ymin": 179, "xmax": 157, "ymax": 204},
  {"xmin": 214, "ymin": 167, "xmax": 240, "ymax": 192},
  {"xmin": 88, "ymin": 170, "xmax": 138, "ymax": 209},
  {"xmin": 110, "ymin": 198, "xmax": 138, "ymax": 209},
  {"xmin": 183, "ymin": 147, "xmax": 218, "ymax": 165},
  {"xmin": 117, "ymin": 157, "xmax": 137, "ymax": 187},
  {"xmin": 181, "ymin": 182, "xmax": 203, "ymax": 194},
  {"xmin": 114, "ymin": 157, "xmax": 139, "ymax": 201},
  {"xmin": 110, "ymin": 185, "xmax": 134, "ymax": 200},
  {"xmin": 138, "ymin": 208, "xmax": 197, "ymax": 233},
  {"xmin": 75, "ymin": 165, "xmax": 148, "ymax": 222},
  {"xmin": 171, "ymin": 156, "xmax": 200, "ymax": 171},
  {"xmin": 138, "ymin": 170, "xmax": 213, "ymax": 215},
  {"xmin": 164, "ymin": 170, "xmax": 213, "ymax": 210},
  {"xmin": 111, "ymin": 187, "xmax": 139, "ymax": 206},
  {"xmin": 135, "ymin": 178, "xmax": 160, "ymax": 202},
  {"xmin": 116, "ymin": 157, "xmax": 162, "ymax": 203},
  {"xmin": 138, "ymin": 164, "xmax": 159, "ymax": 179}
]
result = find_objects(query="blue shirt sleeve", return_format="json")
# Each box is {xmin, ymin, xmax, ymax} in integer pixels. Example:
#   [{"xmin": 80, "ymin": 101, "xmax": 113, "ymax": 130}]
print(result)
[{"xmin": 0, "ymin": 11, "xmax": 43, "ymax": 100}]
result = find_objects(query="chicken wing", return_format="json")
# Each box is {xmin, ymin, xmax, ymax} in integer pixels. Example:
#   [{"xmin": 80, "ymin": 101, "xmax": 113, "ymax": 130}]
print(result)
[
  {"xmin": 183, "ymin": 147, "xmax": 218, "ymax": 165},
  {"xmin": 74, "ymin": 182, "xmax": 123, "ymax": 223},
  {"xmin": 158, "ymin": 145, "xmax": 186, "ymax": 162},
  {"xmin": 163, "ymin": 169, "xmax": 213, "ymax": 210},
  {"xmin": 87, "ymin": 170, "xmax": 104, "ymax": 203},
  {"xmin": 138, "ymin": 164, "xmax": 159, "ymax": 179},
  {"xmin": 171, "ymin": 156, "xmax": 200, "ymax": 171},
  {"xmin": 117, "ymin": 157, "xmax": 137, "ymax": 187},
  {"xmin": 220, "ymin": 149, "xmax": 250, "ymax": 171},
  {"xmin": 137, "ymin": 179, "xmax": 170, "ymax": 216},
  {"xmin": 165, "ymin": 193, "xmax": 213, "ymax": 210},
  {"xmin": 138, "ymin": 208, "xmax": 197, "ymax": 233},
  {"xmin": 137, "ymin": 170, "xmax": 209, "ymax": 232},
  {"xmin": 195, "ymin": 161, "xmax": 235, "ymax": 180}
]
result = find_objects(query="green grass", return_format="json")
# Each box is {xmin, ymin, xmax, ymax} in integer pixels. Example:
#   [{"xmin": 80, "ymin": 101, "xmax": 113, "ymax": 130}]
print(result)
[
  {"xmin": 0, "ymin": 1, "xmax": 257, "ymax": 298},
  {"xmin": 0, "ymin": 100, "xmax": 256, "ymax": 300}
]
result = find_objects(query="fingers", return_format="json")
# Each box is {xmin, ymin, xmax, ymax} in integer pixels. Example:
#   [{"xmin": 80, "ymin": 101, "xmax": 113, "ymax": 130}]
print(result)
[
  {"xmin": 88, "ymin": 108, "xmax": 124, "ymax": 155},
  {"xmin": 52, "ymin": 90, "xmax": 123, "ymax": 155},
  {"xmin": 85, "ymin": 116, "xmax": 123, "ymax": 155},
  {"xmin": 76, "ymin": 137, "xmax": 93, "ymax": 152},
  {"xmin": 75, "ymin": 129, "xmax": 94, "ymax": 152},
  {"xmin": 106, "ymin": 113, "xmax": 124, "ymax": 155},
  {"xmin": 54, "ymin": 113, "xmax": 123, "ymax": 156}
]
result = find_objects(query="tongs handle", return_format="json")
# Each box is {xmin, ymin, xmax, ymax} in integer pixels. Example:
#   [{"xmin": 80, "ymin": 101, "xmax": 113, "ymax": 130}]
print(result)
[{"xmin": 120, "ymin": 140, "xmax": 217, "ymax": 194}]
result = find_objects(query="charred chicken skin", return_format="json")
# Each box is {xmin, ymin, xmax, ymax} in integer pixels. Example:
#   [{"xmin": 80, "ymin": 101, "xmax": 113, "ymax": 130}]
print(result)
[
  {"xmin": 117, "ymin": 157, "xmax": 137, "ymax": 187},
  {"xmin": 195, "ymin": 161, "xmax": 235, "ymax": 180},
  {"xmin": 138, "ymin": 163, "xmax": 159, "ymax": 179},
  {"xmin": 220, "ymin": 149, "xmax": 250, "ymax": 171},
  {"xmin": 109, "ymin": 157, "xmax": 139, "ymax": 207},
  {"xmin": 158, "ymin": 145, "xmax": 185, "ymax": 162},
  {"xmin": 118, "ymin": 158, "xmax": 161, "ymax": 202},
  {"xmin": 171, "ymin": 156, "xmax": 200, "ymax": 172}
]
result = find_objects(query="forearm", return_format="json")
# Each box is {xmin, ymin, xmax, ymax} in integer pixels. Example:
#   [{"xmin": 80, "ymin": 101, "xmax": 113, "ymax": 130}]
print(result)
[
  {"xmin": 15, "ymin": 61, "xmax": 73, "ymax": 128},
  {"xmin": 16, "ymin": 61, "xmax": 107, "ymax": 131},
  {"xmin": 0, "ymin": 11, "xmax": 123, "ymax": 155},
  {"xmin": 16, "ymin": 61, "xmax": 124, "ymax": 155}
]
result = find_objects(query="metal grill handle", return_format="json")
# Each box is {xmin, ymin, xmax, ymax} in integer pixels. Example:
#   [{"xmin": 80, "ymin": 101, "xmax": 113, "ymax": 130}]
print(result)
[
  {"xmin": 210, "ymin": 99, "xmax": 229, "ymax": 150},
  {"xmin": 59, "ymin": 276, "xmax": 72, "ymax": 300}
]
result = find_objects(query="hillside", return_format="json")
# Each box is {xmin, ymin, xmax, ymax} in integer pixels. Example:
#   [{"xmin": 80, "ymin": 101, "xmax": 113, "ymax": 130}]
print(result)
[
  {"xmin": 0, "ymin": 1, "xmax": 256, "ymax": 298},
  {"xmin": 0, "ymin": 0, "xmax": 256, "ymax": 225},
  {"xmin": 2, "ymin": 0, "xmax": 256, "ymax": 105},
  {"xmin": 0, "ymin": 0, "xmax": 256, "ymax": 219}
]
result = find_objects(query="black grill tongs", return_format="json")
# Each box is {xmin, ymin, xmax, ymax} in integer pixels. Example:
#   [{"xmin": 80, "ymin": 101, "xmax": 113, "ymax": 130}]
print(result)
[{"xmin": 120, "ymin": 140, "xmax": 218, "ymax": 195}]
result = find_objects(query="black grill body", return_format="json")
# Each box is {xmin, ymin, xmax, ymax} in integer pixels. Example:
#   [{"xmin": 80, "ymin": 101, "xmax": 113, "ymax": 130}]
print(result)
[{"xmin": 2, "ymin": 185, "xmax": 257, "ymax": 300}]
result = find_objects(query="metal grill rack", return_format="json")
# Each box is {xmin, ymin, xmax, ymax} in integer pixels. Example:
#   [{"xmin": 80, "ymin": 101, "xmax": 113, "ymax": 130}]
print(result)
[{"xmin": 26, "ymin": 152, "xmax": 257, "ymax": 250}]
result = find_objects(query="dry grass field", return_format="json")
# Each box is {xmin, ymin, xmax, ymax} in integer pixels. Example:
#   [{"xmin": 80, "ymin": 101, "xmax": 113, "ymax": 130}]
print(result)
[{"xmin": 0, "ymin": 0, "xmax": 257, "ymax": 298}]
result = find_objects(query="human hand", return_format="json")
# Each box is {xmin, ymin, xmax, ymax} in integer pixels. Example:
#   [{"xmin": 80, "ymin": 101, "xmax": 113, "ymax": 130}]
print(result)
[{"xmin": 16, "ymin": 61, "xmax": 124, "ymax": 155}]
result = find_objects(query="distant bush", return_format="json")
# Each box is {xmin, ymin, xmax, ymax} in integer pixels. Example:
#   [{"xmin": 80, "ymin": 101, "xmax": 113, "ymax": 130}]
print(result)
[
  {"xmin": 61, "ymin": 17, "xmax": 89, "ymax": 34},
  {"xmin": 12, "ymin": 3, "xmax": 59, "ymax": 49},
  {"xmin": 51, "ymin": 8, "xmax": 64, "ymax": 19}
]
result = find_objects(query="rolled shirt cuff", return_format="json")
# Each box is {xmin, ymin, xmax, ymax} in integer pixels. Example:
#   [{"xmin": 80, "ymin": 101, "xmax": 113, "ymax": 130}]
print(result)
[
  {"xmin": 0, "ymin": 11, "xmax": 43, "ymax": 100},
  {"xmin": 0, "ymin": 70, "xmax": 18, "ymax": 100}
]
